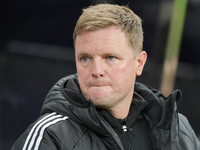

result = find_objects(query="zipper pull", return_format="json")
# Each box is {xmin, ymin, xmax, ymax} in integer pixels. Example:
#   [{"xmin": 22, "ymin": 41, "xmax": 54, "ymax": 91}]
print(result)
[{"xmin": 122, "ymin": 125, "xmax": 128, "ymax": 132}]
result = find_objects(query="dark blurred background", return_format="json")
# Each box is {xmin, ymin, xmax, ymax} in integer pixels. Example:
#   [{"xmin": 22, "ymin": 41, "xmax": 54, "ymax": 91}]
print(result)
[{"xmin": 0, "ymin": 0, "xmax": 200, "ymax": 149}]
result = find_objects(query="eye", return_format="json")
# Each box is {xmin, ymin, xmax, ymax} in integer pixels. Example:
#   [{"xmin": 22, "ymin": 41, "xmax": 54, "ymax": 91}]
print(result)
[
  {"xmin": 81, "ymin": 57, "xmax": 89, "ymax": 62},
  {"xmin": 107, "ymin": 56, "xmax": 115, "ymax": 60}
]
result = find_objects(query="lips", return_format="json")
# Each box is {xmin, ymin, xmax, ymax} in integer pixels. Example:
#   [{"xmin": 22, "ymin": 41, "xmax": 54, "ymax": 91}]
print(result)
[
  {"xmin": 88, "ymin": 82, "xmax": 109, "ymax": 87},
  {"xmin": 87, "ymin": 80, "xmax": 110, "ymax": 88},
  {"xmin": 90, "ymin": 85, "xmax": 105, "ymax": 87}
]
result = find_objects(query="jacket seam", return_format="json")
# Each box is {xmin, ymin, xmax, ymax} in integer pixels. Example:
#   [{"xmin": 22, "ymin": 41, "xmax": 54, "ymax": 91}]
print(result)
[
  {"xmin": 179, "ymin": 129, "xmax": 195, "ymax": 145},
  {"xmin": 72, "ymin": 128, "xmax": 88, "ymax": 149},
  {"xmin": 46, "ymin": 129, "xmax": 67, "ymax": 150},
  {"xmin": 46, "ymin": 122, "xmax": 69, "ymax": 150}
]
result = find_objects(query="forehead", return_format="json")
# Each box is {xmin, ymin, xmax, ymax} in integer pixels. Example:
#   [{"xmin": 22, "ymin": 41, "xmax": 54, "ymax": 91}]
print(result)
[{"xmin": 75, "ymin": 26, "xmax": 131, "ymax": 51}]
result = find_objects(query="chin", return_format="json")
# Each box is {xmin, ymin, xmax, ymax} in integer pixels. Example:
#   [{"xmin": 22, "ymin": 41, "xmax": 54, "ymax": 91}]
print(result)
[
  {"xmin": 90, "ymin": 96, "xmax": 112, "ymax": 107},
  {"xmin": 93, "ymin": 101, "xmax": 110, "ymax": 109}
]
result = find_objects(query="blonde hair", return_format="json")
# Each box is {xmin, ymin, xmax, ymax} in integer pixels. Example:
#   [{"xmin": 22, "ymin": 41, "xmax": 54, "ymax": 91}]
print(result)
[{"xmin": 73, "ymin": 4, "xmax": 143, "ymax": 53}]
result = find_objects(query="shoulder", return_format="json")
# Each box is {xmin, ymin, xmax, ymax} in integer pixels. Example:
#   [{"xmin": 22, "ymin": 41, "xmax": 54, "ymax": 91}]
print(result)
[
  {"xmin": 18, "ymin": 112, "xmax": 87, "ymax": 150},
  {"xmin": 178, "ymin": 113, "xmax": 200, "ymax": 150}
]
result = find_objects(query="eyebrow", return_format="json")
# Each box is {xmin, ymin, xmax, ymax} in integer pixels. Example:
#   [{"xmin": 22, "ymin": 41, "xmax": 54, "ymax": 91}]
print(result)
[
  {"xmin": 76, "ymin": 52, "xmax": 90, "ymax": 56},
  {"xmin": 101, "ymin": 52, "xmax": 121, "ymax": 58},
  {"xmin": 76, "ymin": 51, "xmax": 121, "ymax": 58},
  {"xmin": 76, "ymin": 52, "xmax": 91, "ymax": 60}
]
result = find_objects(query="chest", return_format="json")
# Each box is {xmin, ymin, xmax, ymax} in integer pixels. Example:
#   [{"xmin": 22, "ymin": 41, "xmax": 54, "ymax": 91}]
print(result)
[{"xmin": 113, "ymin": 117, "xmax": 154, "ymax": 150}]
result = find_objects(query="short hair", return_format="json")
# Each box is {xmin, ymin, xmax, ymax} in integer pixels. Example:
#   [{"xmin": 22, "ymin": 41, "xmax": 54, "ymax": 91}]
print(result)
[{"xmin": 73, "ymin": 4, "xmax": 143, "ymax": 53}]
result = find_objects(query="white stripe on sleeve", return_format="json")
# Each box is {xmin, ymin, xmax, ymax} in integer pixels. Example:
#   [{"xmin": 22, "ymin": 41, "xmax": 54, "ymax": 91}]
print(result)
[
  {"xmin": 22, "ymin": 112, "xmax": 57, "ymax": 150},
  {"xmin": 22, "ymin": 112, "xmax": 68, "ymax": 150},
  {"xmin": 34, "ymin": 116, "xmax": 68, "ymax": 150}
]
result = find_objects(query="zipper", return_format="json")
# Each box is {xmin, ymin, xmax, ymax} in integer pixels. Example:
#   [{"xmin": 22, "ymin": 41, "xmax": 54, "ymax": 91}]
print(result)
[
  {"xmin": 96, "ymin": 110, "xmax": 125, "ymax": 150},
  {"xmin": 122, "ymin": 125, "xmax": 128, "ymax": 132},
  {"xmin": 99, "ymin": 117, "xmax": 125, "ymax": 150},
  {"xmin": 122, "ymin": 125, "xmax": 134, "ymax": 150}
]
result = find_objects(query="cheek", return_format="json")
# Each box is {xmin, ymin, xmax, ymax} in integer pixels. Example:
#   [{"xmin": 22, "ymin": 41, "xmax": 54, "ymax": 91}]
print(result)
[
  {"xmin": 111, "ymin": 62, "xmax": 133, "ymax": 77},
  {"xmin": 77, "ymin": 66, "xmax": 88, "ymax": 86},
  {"xmin": 111, "ymin": 62, "xmax": 136, "ymax": 84},
  {"xmin": 77, "ymin": 63, "xmax": 89, "ymax": 76},
  {"xmin": 109, "ymin": 66, "xmax": 128, "ymax": 85}
]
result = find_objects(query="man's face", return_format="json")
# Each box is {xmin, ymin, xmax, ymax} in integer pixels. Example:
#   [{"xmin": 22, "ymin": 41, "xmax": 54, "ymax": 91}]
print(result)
[{"xmin": 75, "ymin": 26, "xmax": 146, "ymax": 110}]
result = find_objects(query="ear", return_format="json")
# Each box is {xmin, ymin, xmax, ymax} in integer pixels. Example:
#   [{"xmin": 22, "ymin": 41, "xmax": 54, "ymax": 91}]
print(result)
[{"xmin": 136, "ymin": 51, "xmax": 147, "ymax": 76}]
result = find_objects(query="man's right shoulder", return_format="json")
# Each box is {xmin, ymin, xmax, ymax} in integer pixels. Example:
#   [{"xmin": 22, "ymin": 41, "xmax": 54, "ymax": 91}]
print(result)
[{"xmin": 11, "ymin": 112, "xmax": 87, "ymax": 150}]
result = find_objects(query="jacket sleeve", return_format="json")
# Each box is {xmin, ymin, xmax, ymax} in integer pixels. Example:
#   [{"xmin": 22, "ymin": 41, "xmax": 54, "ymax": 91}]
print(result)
[
  {"xmin": 10, "ymin": 127, "xmax": 58, "ymax": 150},
  {"xmin": 10, "ymin": 112, "xmax": 69, "ymax": 150},
  {"xmin": 178, "ymin": 113, "xmax": 200, "ymax": 150}
]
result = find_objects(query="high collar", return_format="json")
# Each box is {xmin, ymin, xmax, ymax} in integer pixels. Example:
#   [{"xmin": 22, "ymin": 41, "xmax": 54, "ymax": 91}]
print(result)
[
  {"xmin": 134, "ymin": 82, "xmax": 182, "ymax": 130},
  {"xmin": 98, "ymin": 92, "xmax": 148, "ymax": 132},
  {"xmin": 41, "ymin": 74, "xmax": 182, "ymax": 131}
]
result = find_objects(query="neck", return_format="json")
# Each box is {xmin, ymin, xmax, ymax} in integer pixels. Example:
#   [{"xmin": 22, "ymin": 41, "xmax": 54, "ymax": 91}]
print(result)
[{"xmin": 106, "ymin": 99, "xmax": 132, "ymax": 119}]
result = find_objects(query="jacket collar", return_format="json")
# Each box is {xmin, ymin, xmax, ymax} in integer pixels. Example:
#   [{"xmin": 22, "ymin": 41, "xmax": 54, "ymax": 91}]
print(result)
[{"xmin": 98, "ymin": 92, "xmax": 148, "ymax": 132}]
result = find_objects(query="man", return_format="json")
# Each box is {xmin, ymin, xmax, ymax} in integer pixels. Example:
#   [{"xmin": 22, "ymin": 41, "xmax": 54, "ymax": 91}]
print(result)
[{"xmin": 11, "ymin": 4, "xmax": 200, "ymax": 150}]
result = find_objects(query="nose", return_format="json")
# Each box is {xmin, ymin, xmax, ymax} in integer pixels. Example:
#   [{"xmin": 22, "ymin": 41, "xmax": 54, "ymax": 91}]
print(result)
[{"xmin": 91, "ymin": 58, "xmax": 105, "ymax": 78}]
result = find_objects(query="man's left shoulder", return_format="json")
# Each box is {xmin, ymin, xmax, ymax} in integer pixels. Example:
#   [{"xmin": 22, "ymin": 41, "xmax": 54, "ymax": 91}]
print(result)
[{"xmin": 178, "ymin": 113, "xmax": 200, "ymax": 150}]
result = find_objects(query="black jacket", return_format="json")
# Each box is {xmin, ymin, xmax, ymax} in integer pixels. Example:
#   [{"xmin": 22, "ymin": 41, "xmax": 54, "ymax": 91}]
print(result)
[{"xmin": 11, "ymin": 74, "xmax": 200, "ymax": 150}]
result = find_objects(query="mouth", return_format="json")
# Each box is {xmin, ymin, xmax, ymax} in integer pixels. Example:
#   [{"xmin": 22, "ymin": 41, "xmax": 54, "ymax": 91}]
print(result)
[
  {"xmin": 88, "ymin": 80, "xmax": 110, "ymax": 88},
  {"xmin": 90, "ymin": 85, "xmax": 108, "ymax": 87},
  {"xmin": 89, "ymin": 82, "xmax": 108, "ymax": 87},
  {"xmin": 90, "ymin": 84, "xmax": 106, "ymax": 87}
]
